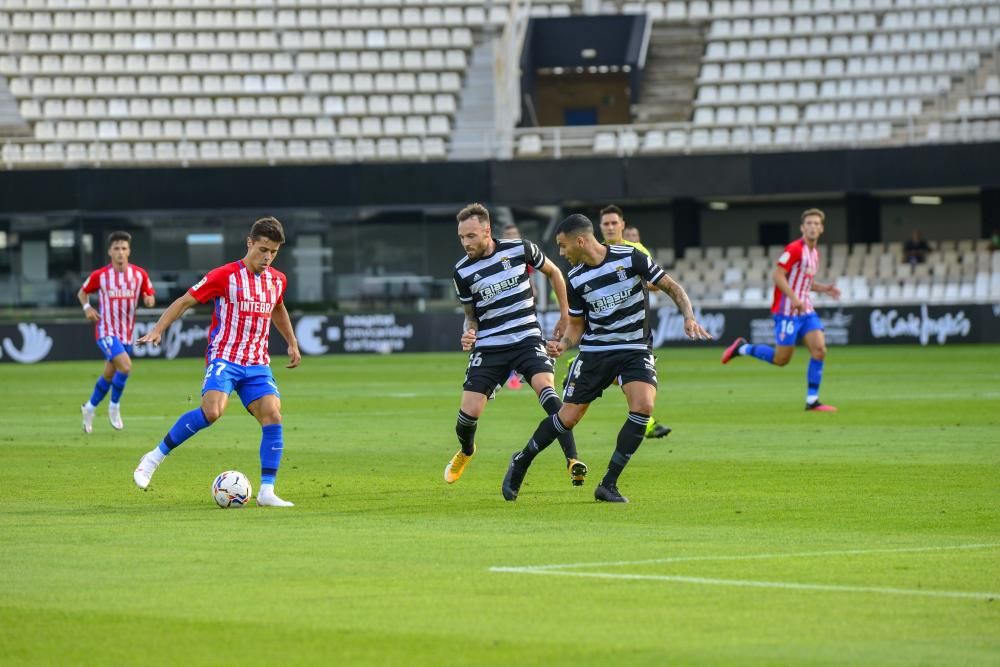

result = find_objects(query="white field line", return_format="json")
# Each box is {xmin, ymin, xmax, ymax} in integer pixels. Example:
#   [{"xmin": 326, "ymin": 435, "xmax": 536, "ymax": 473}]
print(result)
[
  {"xmin": 488, "ymin": 568, "xmax": 1000, "ymax": 600},
  {"xmin": 491, "ymin": 543, "xmax": 1000, "ymax": 572},
  {"xmin": 489, "ymin": 543, "xmax": 1000, "ymax": 601}
]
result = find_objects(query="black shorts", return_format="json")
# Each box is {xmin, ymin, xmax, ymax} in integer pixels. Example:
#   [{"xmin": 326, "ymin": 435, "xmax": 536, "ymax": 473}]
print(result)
[
  {"xmin": 463, "ymin": 339, "xmax": 555, "ymax": 396},
  {"xmin": 562, "ymin": 349, "xmax": 658, "ymax": 404}
]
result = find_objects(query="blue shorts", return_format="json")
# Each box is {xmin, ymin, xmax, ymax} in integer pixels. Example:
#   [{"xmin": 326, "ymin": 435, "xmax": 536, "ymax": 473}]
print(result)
[
  {"xmin": 773, "ymin": 312, "xmax": 824, "ymax": 346},
  {"xmin": 97, "ymin": 335, "xmax": 133, "ymax": 362},
  {"xmin": 202, "ymin": 359, "xmax": 280, "ymax": 410}
]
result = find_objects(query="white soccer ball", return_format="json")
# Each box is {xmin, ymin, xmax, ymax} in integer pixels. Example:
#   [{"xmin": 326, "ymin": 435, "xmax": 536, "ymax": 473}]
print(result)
[{"xmin": 212, "ymin": 470, "xmax": 252, "ymax": 509}]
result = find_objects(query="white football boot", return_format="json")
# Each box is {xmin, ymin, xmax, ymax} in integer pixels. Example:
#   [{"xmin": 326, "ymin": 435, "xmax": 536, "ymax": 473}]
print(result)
[
  {"xmin": 108, "ymin": 402, "xmax": 124, "ymax": 430},
  {"xmin": 257, "ymin": 484, "xmax": 294, "ymax": 507},
  {"xmin": 81, "ymin": 403, "xmax": 95, "ymax": 434},
  {"xmin": 133, "ymin": 452, "xmax": 160, "ymax": 490}
]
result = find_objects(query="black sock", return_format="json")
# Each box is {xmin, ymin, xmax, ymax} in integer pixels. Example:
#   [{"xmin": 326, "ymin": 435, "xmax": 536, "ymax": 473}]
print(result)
[
  {"xmin": 519, "ymin": 413, "xmax": 569, "ymax": 463},
  {"xmin": 455, "ymin": 410, "xmax": 478, "ymax": 456},
  {"xmin": 538, "ymin": 386, "xmax": 578, "ymax": 462},
  {"xmin": 601, "ymin": 412, "xmax": 649, "ymax": 487}
]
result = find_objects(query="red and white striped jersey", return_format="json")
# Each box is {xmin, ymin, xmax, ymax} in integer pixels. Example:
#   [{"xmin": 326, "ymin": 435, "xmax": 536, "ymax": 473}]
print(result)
[
  {"xmin": 771, "ymin": 238, "xmax": 819, "ymax": 316},
  {"xmin": 189, "ymin": 260, "xmax": 286, "ymax": 366},
  {"xmin": 81, "ymin": 264, "xmax": 155, "ymax": 343}
]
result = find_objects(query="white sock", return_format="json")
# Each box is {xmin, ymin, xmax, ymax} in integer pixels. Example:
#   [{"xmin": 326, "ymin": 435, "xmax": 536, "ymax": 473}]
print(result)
[
  {"xmin": 738, "ymin": 344, "xmax": 750, "ymax": 355},
  {"xmin": 84, "ymin": 401, "xmax": 96, "ymax": 410},
  {"xmin": 147, "ymin": 447, "xmax": 166, "ymax": 465},
  {"xmin": 259, "ymin": 483, "xmax": 275, "ymax": 496},
  {"xmin": 110, "ymin": 401, "xmax": 120, "ymax": 409},
  {"xmin": 806, "ymin": 395, "xmax": 819, "ymax": 405}
]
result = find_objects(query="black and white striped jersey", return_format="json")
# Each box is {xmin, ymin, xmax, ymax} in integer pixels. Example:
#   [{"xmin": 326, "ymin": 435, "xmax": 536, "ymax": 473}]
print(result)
[
  {"xmin": 567, "ymin": 245, "xmax": 666, "ymax": 353},
  {"xmin": 453, "ymin": 238, "xmax": 546, "ymax": 349}
]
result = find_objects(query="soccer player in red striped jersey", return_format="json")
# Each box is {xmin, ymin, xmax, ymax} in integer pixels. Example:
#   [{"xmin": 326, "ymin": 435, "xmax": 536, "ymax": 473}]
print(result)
[
  {"xmin": 78, "ymin": 231, "xmax": 156, "ymax": 433},
  {"xmin": 133, "ymin": 217, "xmax": 301, "ymax": 507},
  {"xmin": 721, "ymin": 208, "xmax": 842, "ymax": 411}
]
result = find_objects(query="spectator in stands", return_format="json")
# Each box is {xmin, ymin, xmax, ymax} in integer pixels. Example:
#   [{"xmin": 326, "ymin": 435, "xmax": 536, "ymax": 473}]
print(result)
[
  {"xmin": 623, "ymin": 225, "xmax": 642, "ymax": 243},
  {"xmin": 903, "ymin": 230, "xmax": 932, "ymax": 265}
]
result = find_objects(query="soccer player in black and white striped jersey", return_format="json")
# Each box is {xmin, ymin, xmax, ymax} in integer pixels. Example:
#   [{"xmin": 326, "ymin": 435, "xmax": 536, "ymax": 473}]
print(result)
[
  {"xmin": 445, "ymin": 203, "xmax": 589, "ymax": 488},
  {"xmin": 502, "ymin": 214, "xmax": 713, "ymax": 503}
]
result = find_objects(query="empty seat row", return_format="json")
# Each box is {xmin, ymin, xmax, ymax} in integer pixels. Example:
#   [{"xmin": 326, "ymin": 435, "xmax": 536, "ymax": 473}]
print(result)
[
  {"xmin": 636, "ymin": 0, "xmax": 997, "ymax": 19},
  {"xmin": 694, "ymin": 99, "xmax": 920, "ymax": 124},
  {"xmin": 517, "ymin": 121, "xmax": 895, "ymax": 157},
  {"xmin": 926, "ymin": 119, "xmax": 1000, "ymax": 141},
  {"xmin": 32, "ymin": 115, "xmax": 452, "ymax": 140},
  {"xmin": 0, "ymin": 137, "xmax": 449, "ymax": 165},
  {"xmin": 21, "ymin": 94, "xmax": 457, "ymax": 120},
  {"xmin": 0, "ymin": 6, "xmax": 508, "ymax": 30},
  {"xmin": 705, "ymin": 40, "xmax": 990, "ymax": 65},
  {"xmin": 703, "ymin": 30, "xmax": 997, "ymax": 62},
  {"xmin": 1, "ymin": 27, "xmax": 473, "ymax": 53},
  {"xmin": 700, "ymin": 52, "xmax": 981, "ymax": 79},
  {"xmin": 954, "ymin": 96, "xmax": 1000, "ymax": 118},
  {"xmin": 883, "ymin": 6, "xmax": 1000, "ymax": 29},
  {"xmin": 697, "ymin": 78, "xmax": 948, "ymax": 104},
  {"xmin": 9, "ymin": 71, "xmax": 463, "ymax": 97},
  {"xmin": 710, "ymin": 13, "xmax": 878, "ymax": 38},
  {"xmin": 4, "ymin": 49, "xmax": 469, "ymax": 76}
]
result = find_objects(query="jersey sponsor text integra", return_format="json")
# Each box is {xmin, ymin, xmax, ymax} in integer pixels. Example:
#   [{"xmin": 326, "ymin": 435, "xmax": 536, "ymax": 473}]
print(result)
[{"xmin": 454, "ymin": 238, "xmax": 546, "ymax": 348}]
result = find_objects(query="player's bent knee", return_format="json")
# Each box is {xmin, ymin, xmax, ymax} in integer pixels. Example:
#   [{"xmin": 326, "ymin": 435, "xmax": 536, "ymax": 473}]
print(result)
[
  {"xmin": 558, "ymin": 409, "xmax": 583, "ymax": 429},
  {"xmin": 561, "ymin": 414, "xmax": 581, "ymax": 429},
  {"xmin": 811, "ymin": 347, "xmax": 827, "ymax": 360},
  {"xmin": 202, "ymin": 406, "xmax": 224, "ymax": 423}
]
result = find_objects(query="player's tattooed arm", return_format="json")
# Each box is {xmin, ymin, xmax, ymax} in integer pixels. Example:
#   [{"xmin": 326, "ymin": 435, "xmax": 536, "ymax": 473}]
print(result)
[
  {"xmin": 548, "ymin": 316, "xmax": 585, "ymax": 357},
  {"xmin": 655, "ymin": 274, "xmax": 696, "ymax": 320},
  {"xmin": 538, "ymin": 258, "xmax": 570, "ymax": 340},
  {"xmin": 655, "ymin": 274, "xmax": 714, "ymax": 341},
  {"xmin": 460, "ymin": 303, "xmax": 478, "ymax": 351},
  {"xmin": 462, "ymin": 303, "xmax": 478, "ymax": 333}
]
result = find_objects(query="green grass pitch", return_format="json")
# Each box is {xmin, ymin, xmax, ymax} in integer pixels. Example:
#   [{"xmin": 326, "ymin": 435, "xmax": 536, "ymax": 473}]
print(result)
[{"xmin": 1, "ymin": 345, "xmax": 998, "ymax": 666}]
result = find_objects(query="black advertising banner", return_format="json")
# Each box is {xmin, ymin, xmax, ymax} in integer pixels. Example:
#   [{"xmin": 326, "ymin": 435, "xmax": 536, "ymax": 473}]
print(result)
[{"xmin": 1, "ymin": 304, "xmax": 998, "ymax": 364}]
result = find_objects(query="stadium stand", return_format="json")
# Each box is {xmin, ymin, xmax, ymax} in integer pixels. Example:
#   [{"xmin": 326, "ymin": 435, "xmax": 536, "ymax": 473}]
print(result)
[
  {"xmin": 655, "ymin": 237, "xmax": 1000, "ymax": 307},
  {"xmin": 0, "ymin": 0, "xmax": 998, "ymax": 166}
]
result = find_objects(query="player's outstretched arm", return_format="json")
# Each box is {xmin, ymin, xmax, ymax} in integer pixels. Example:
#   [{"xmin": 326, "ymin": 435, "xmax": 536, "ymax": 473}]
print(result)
[
  {"xmin": 539, "ymin": 258, "xmax": 571, "ymax": 339},
  {"xmin": 549, "ymin": 316, "xmax": 585, "ymax": 357},
  {"xmin": 811, "ymin": 281, "xmax": 841, "ymax": 299},
  {"xmin": 271, "ymin": 301, "xmax": 301, "ymax": 368},
  {"xmin": 77, "ymin": 286, "xmax": 99, "ymax": 323},
  {"xmin": 137, "ymin": 292, "xmax": 198, "ymax": 346},
  {"xmin": 655, "ymin": 274, "xmax": 714, "ymax": 340}
]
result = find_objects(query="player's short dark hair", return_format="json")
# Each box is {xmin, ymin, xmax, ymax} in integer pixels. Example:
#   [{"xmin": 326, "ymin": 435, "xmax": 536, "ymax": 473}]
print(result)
[
  {"xmin": 556, "ymin": 214, "xmax": 594, "ymax": 237},
  {"xmin": 107, "ymin": 231, "xmax": 131, "ymax": 247},
  {"xmin": 457, "ymin": 203, "xmax": 490, "ymax": 225},
  {"xmin": 599, "ymin": 204, "xmax": 624, "ymax": 220},
  {"xmin": 250, "ymin": 216, "xmax": 285, "ymax": 244},
  {"xmin": 801, "ymin": 208, "xmax": 825, "ymax": 223}
]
